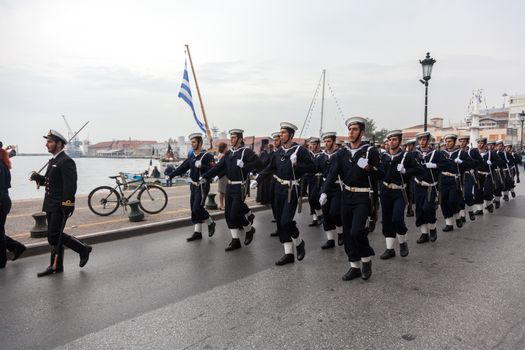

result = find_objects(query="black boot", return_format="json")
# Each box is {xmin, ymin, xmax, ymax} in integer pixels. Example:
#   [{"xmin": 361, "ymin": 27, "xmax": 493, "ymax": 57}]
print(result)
[
  {"xmin": 296, "ymin": 240, "xmax": 306, "ymax": 261},
  {"xmin": 208, "ymin": 222, "xmax": 216, "ymax": 237},
  {"xmin": 468, "ymin": 211, "xmax": 476, "ymax": 221},
  {"xmin": 337, "ymin": 233, "xmax": 344, "ymax": 246},
  {"xmin": 455, "ymin": 219, "xmax": 463, "ymax": 228},
  {"xmin": 462, "ymin": 216, "xmax": 466, "ymax": 223},
  {"xmin": 187, "ymin": 232, "xmax": 202, "ymax": 242},
  {"xmin": 37, "ymin": 246, "xmax": 63, "ymax": 278},
  {"xmin": 474, "ymin": 210, "xmax": 484, "ymax": 216},
  {"xmin": 321, "ymin": 240, "xmax": 335, "ymax": 250},
  {"xmin": 494, "ymin": 201, "xmax": 500, "ymax": 209},
  {"xmin": 443, "ymin": 225, "xmax": 454, "ymax": 232},
  {"xmin": 503, "ymin": 195, "xmax": 509, "ymax": 202},
  {"xmin": 417, "ymin": 234, "xmax": 429, "ymax": 244},
  {"xmin": 247, "ymin": 213, "xmax": 255, "ymax": 225},
  {"xmin": 487, "ymin": 204, "xmax": 494, "ymax": 213},
  {"xmin": 244, "ymin": 227, "xmax": 255, "ymax": 245},
  {"xmin": 11, "ymin": 244, "xmax": 26, "ymax": 261},
  {"xmin": 225, "ymin": 238, "xmax": 242, "ymax": 252},
  {"xmin": 275, "ymin": 254, "xmax": 294, "ymax": 266},
  {"xmin": 361, "ymin": 261, "xmax": 372, "ymax": 280},
  {"xmin": 429, "ymin": 229, "xmax": 438, "ymax": 242},
  {"xmin": 399, "ymin": 242, "xmax": 409, "ymax": 257},
  {"xmin": 342, "ymin": 267, "xmax": 361, "ymax": 281},
  {"xmin": 406, "ymin": 206, "xmax": 415, "ymax": 217},
  {"xmin": 380, "ymin": 249, "xmax": 395, "ymax": 260},
  {"xmin": 79, "ymin": 245, "xmax": 92, "ymax": 268},
  {"xmin": 308, "ymin": 219, "xmax": 319, "ymax": 227},
  {"xmin": 511, "ymin": 190, "xmax": 516, "ymax": 198}
]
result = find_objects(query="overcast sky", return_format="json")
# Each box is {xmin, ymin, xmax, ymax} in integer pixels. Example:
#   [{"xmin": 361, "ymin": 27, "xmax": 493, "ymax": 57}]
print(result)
[{"xmin": 1, "ymin": 0, "xmax": 524, "ymax": 152}]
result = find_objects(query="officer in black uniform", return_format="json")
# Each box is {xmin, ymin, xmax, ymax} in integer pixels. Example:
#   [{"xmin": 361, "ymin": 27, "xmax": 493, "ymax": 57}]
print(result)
[
  {"xmin": 253, "ymin": 122, "xmax": 315, "ymax": 265},
  {"xmin": 413, "ymin": 131, "xmax": 446, "ymax": 244},
  {"xmin": 30, "ymin": 130, "xmax": 92, "ymax": 277},
  {"xmin": 457, "ymin": 134, "xmax": 483, "ymax": 221},
  {"xmin": 167, "ymin": 133, "xmax": 216, "ymax": 242},
  {"xmin": 317, "ymin": 132, "xmax": 343, "ymax": 249},
  {"xmin": 377, "ymin": 130, "xmax": 422, "ymax": 259},
  {"xmin": 201, "ymin": 129, "xmax": 262, "ymax": 251},
  {"xmin": 321, "ymin": 117, "xmax": 379, "ymax": 281},
  {"xmin": 306, "ymin": 137, "xmax": 324, "ymax": 226}
]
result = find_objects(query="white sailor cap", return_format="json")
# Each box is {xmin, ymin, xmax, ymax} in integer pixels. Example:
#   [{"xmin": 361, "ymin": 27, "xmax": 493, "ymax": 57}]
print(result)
[
  {"xmin": 228, "ymin": 128, "xmax": 244, "ymax": 136},
  {"xmin": 386, "ymin": 130, "xmax": 403, "ymax": 139},
  {"xmin": 335, "ymin": 139, "xmax": 344, "ymax": 146},
  {"xmin": 188, "ymin": 132, "xmax": 203, "ymax": 140},
  {"xmin": 44, "ymin": 129, "xmax": 67, "ymax": 144},
  {"xmin": 321, "ymin": 131, "xmax": 337, "ymax": 139},
  {"xmin": 505, "ymin": 142, "xmax": 513, "ymax": 147},
  {"xmin": 280, "ymin": 122, "xmax": 298, "ymax": 131},
  {"xmin": 495, "ymin": 140, "xmax": 504, "ymax": 145},
  {"xmin": 444, "ymin": 134, "xmax": 458, "ymax": 141},
  {"xmin": 404, "ymin": 139, "xmax": 416, "ymax": 145},
  {"xmin": 457, "ymin": 134, "xmax": 470, "ymax": 141},
  {"xmin": 271, "ymin": 132, "xmax": 280, "ymax": 139},
  {"xmin": 415, "ymin": 131, "xmax": 432, "ymax": 140},
  {"xmin": 345, "ymin": 116, "xmax": 367, "ymax": 128},
  {"xmin": 476, "ymin": 137, "xmax": 487, "ymax": 143},
  {"xmin": 308, "ymin": 136, "xmax": 321, "ymax": 143},
  {"xmin": 487, "ymin": 140, "xmax": 496, "ymax": 145}
]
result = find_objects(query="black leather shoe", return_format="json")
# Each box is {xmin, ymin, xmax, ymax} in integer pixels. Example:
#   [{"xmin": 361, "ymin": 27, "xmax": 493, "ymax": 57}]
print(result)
[
  {"xmin": 270, "ymin": 231, "xmax": 279, "ymax": 237},
  {"xmin": 494, "ymin": 201, "xmax": 500, "ymax": 209},
  {"xmin": 321, "ymin": 240, "xmax": 335, "ymax": 250},
  {"xmin": 511, "ymin": 191, "xmax": 516, "ymax": 198},
  {"xmin": 337, "ymin": 233, "xmax": 344, "ymax": 246},
  {"xmin": 417, "ymin": 234, "xmax": 429, "ymax": 244},
  {"xmin": 296, "ymin": 240, "xmax": 306, "ymax": 261},
  {"xmin": 380, "ymin": 249, "xmax": 395, "ymax": 260},
  {"xmin": 429, "ymin": 229, "xmax": 437, "ymax": 242},
  {"xmin": 487, "ymin": 204, "xmax": 494, "ymax": 213},
  {"xmin": 208, "ymin": 222, "xmax": 216, "ymax": 237},
  {"xmin": 468, "ymin": 211, "xmax": 476, "ymax": 221},
  {"xmin": 187, "ymin": 232, "xmax": 203, "ymax": 242},
  {"xmin": 456, "ymin": 219, "xmax": 463, "ymax": 228},
  {"xmin": 361, "ymin": 261, "xmax": 372, "ymax": 280},
  {"xmin": 342, "ymin": 267, "xmax": 361, "ymax": 281},
  {"xmin": 406, "ymin": 207, "xmax": 415, "ymax": 217},
  {"xmin": 503, "ymin": 195, "xmax": 509, "ymax": 202},
  {"xmin": 244, "ymin": 227, "xmax": 255, "ymax": 245},
  {"xmin": 275, "ymin": 254, "xmax": 294, "ymax": 266},
  {"xmin": 79, "ymin": 246, "xmax": 92, "ymax": 268},
  {"xmin": 399, "ymin": 242, "xmax": 409, "ymax": 257},
  {"xmin": 11, "ymin": 245, "xmax": 26, "ymax": 261},
  {"xmin": 462, "ymin": 216, "xmax": 466, "ymax": 223},
  {"xmin": 308, "ymin": 220, "xmax": 319, "ymax": 227},
  {"xmin": 225, "ymin": 238, "xmax": 241, "ymax": 252},
  {"xmin": 247, "ymin": 213, "xmax": 255, "ymax": 225},
  {"xmin": 37, "ymin": 266, "xmax": 63, "ymax": 278},
  {"xmin": 443, "ymin": 225, "xmax": 454, "ymax": 232},
  {"xmin": 474, "ymin": 210, "xmax": 484, "ymax": 216}
]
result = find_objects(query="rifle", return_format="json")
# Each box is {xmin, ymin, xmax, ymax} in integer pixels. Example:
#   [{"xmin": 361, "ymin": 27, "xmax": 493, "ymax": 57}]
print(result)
[{"xmin": 399, "ymin": 152, "xmax": 409, "ymax": 205}]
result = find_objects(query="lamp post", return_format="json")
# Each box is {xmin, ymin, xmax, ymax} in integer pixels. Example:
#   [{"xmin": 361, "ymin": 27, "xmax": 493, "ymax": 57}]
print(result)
[
  {"xmin": 519, "ymin": 110, "xmax": 525, "ymax": 149},
  {"xmin": 419, "ymin": 52, "xmax": 436, "ymax": 131}
]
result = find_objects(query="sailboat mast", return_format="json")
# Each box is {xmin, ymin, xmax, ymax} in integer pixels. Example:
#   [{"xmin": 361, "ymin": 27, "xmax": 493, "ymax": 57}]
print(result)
[
  {"xmin": 185, "ymin": 44, "xmax": 213, "ymax": 147},
  {"xmin": 319, "ymin": 69, "xmax": 326, "ymax": 137}
]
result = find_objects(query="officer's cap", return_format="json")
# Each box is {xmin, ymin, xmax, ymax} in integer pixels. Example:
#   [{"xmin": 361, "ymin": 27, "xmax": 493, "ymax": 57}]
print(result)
[
  {"xmin": 44, "ymin": 129, "xmax": 67, "ymax": 144},
  {"xmin": 280, "ymin": 122, "xmax": 298, "ymax": 132},
  {"xmin": 386, "ymin": 130, "xmax": 403, "ymax": 139},
  {"xmin": 321, "ymin": 132, "xmax": 337, "ymax": 140},
  {"xmin": 415, "ymin": 131, "xmax": 431, "ymax": 140},
  {"xmin": 345, "ymin": 116, "xmax": 367, "ymax": 128},
  {"xmin": 444, "ymin": 134, "xmax": 458, "ymax": 141},
  {"xmin": 188, "ymin": 132, "xmax": 203, "ymax": 140}
]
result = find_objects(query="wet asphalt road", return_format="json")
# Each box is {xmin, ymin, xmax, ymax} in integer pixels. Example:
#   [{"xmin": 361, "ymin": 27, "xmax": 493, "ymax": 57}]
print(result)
[{"xmin": 1, "ymin": 189, "xmax": 525, "ymax": 349}]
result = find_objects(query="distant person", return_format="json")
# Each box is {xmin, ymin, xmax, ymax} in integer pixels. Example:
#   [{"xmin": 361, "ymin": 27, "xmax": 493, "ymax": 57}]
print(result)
[
  {"xmin": 216, "ymin": 142, "xmax": 228, "ymax": 211},
  {"xmin": 164, "ymin": 164, "xmax": 174, "ymax": 187},
  {"xmin": 0, "ymin": 142, "xmax": 26, "ymax": 269},
  {"xmin": 151, "ymin": 166, "xmax": 161, "ymax": 178},
  {"xmin": 256, "ymin": 139, "xmax": 272, "ymax": 206},
  {"xmin": 29, "ymin": 129, "xmax": 92, "ymax": 277}
]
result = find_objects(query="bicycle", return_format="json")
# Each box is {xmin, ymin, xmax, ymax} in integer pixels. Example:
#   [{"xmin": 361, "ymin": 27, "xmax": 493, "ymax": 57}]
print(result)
[{"xmin": 88, "ymin": 174, "xmax": 168, "ymax": 216}]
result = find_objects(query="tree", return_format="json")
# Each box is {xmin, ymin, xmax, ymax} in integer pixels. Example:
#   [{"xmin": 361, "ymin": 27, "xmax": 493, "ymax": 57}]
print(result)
[{"xmin": 364, "ymin": 118, "xmax": 377, "ymax": 140}]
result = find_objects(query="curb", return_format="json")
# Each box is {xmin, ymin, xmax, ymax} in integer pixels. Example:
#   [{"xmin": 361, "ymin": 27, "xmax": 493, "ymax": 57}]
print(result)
[{"xmin": 20, "ymin": 204, "xmax": 270, "ymax": 259}]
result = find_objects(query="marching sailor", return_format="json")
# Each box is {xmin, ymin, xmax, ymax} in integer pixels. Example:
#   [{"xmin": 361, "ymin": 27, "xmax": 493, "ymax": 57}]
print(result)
[
  {"xmin": 320, "ymin": 117, "xmax": 380, "ymax": 281},
  {"xmin": 403, "ymin": 139, "xmax": 417, "ymax": 217},
  {"xmin": 167, "ymin": 133, "xmax": 216, "ymax": 241},
  {"xmin": 497, "ymin": 141, "xmax": 515, "ymax": 202},
  {"xmin": 29, "ymin": 130, "xmax": 92, "ymax": 277},
  {"xmin": 509, "ymin": 144, "xmax": 521, "ymax": 186},
  {"xmin": 201, "ymin": 129, "xmax": 262, "ymax": 251},
  {"xmin": 413, "ymin": 131, "xmax": 446, "ymax": 244},
  {"xmin": 269, "ymin": 131, "xmax": 282, "ymax": 237},
  {"xmin": 487, "ymin": 141, "xmax": 504, "ymax": 209},
  {"xmin": 317, "ymin": 132, "xmax": 343, "ymax": 249},
  {"xmin": 252, "ymin": 122, "xmax": 315, "ymax": 265},
  {"xmin": 378, "ymin": 130, "xmax": 422, "ymax": 259},
  {"xmin": 457, "ymin": 134, "xmax": 483, "ymax": 221},
  {"xmin": 475, "ymin": 138, "xmax": 500, "ymax": 213},
  {"xmin": 306, "ymin": 137, "xmax": 324, "ymax": 226}
]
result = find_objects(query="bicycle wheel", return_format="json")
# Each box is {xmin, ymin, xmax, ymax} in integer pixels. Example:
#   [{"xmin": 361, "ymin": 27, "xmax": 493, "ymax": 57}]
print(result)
[
  {"xmin": 88, "ymin": 186, "xmax": 121, "ymax": 216},
  {"xmin": 137, "ymin": 184, "xmax": 168, "ymax": 214}
]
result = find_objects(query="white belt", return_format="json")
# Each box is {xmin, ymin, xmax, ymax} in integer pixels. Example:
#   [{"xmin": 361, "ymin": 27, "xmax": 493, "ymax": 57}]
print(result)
[
  {"xmin": 382, "ymin": 182, "xmax": 405, "ymax": 190},
  {"xmin": 343, "ymin": 184, "xmax": 371, "ymax": 193},
  {"xmin": 322, "ymin": 178, "xmax": 341, "ymax": 184},
  {"xmin": 441, "ymin": 172, "xmax": 458, "ymax": 177},
  {"xmin": 478, "ymin": 171, "xmax": 490, "ymax": 175},
  {"xmin": 228, "ymin": 180, "xmax": 246, "ymax": 185},
  {"xmin": 273, "ymin": 175, "xmax": 299, "ymax": 186},
  {"xmin": 415, "ymin": 178, "xmax": 437, "ymax": 187},
  {"xmin": 190, "ymin": 181, "xmax": 199, "ymax": 186}
]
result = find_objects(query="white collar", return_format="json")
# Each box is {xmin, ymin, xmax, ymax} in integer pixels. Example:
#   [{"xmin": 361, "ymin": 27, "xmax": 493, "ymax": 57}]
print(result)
[{"xmin": 52, "ymin": 150, "xmax": 65, "ymax": 159}]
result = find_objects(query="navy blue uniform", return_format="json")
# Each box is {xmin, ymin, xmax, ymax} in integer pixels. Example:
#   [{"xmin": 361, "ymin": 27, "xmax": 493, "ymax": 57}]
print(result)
[
  {"xmin": 318, "ymin": 150, "xmax": 342, "ymax": 232},
  {"xmin": 257, "ymin": 144, "xmax": 315, "ymax": 243},
  {"xmin": 306, "ymin": 151, "xmax": 323, "ymax": 219},
  {"xmin": 322, "ymin": 143, "xmax": 380, "ymax": 262},
  {"xmin": 439, "ymin": 148, "xmax": 469, "ymax": 221},
  {"xmin": 476, "ymin": 149, "xmax": 501, "ymax": 206},
  {"xmin": 168, "ymin": 151, "xmax": 214, "ymax": 224},
  {"xmin": 462, "ymin": 148, "xmax": 483, "ymax": 212},
  {"xmin": 202, "ymin": 147, "xmax": 262, "ymax": 230}
]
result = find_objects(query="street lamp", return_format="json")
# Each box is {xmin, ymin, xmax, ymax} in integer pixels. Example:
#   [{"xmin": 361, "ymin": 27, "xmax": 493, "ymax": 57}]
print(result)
[
  {"xmin": 519, "ymin": 110, "xmax": 525, "ymax": 149},
  {"xmin": 419, "ymin": 52, "xmax": 436, "ymax": 131}
]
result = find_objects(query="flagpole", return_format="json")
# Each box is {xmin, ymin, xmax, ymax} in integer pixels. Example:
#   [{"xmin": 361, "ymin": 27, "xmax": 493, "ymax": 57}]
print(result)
[{"xmin": 185, "ymin": 44, "xmax": 213, "ymax": 149}]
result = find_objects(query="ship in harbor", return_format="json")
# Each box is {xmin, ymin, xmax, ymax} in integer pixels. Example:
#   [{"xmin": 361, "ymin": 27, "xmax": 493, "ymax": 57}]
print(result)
[{"xmin": 62, "ymin": 115, "xmax": 85, "ymax": 157}]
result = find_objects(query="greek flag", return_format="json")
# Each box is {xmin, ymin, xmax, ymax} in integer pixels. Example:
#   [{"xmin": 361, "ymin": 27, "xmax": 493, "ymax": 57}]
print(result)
[{"xmin": 178, "ymin": 61, "xmax": 206, "ymax": 133}]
